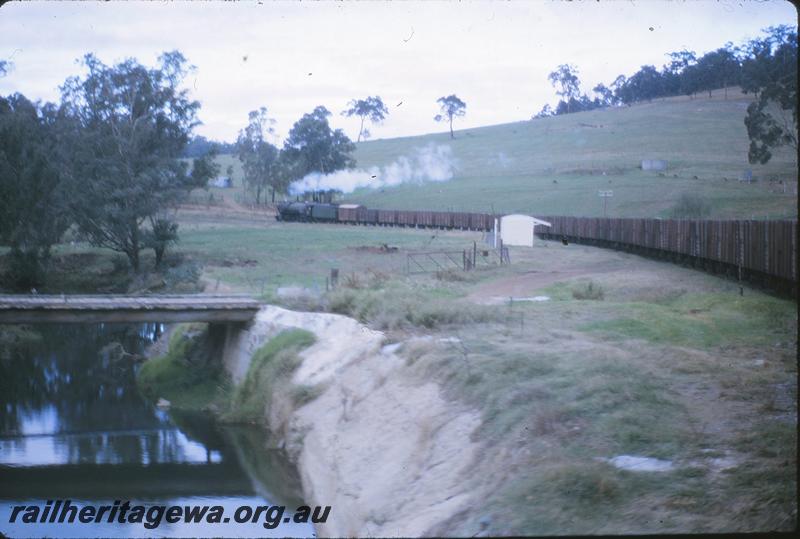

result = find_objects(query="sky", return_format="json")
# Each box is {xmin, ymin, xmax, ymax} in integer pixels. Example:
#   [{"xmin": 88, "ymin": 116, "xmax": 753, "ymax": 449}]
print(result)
[{"xmin": 0, "ymin": 0, "xmax": 796, "ymax": 144}]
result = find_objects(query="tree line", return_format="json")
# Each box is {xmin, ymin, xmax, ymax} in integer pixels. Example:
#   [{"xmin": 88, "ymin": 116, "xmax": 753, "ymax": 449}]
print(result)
[
  {"xmin": 0, "ymin": 49, "xmax": 469, "ymax": 287},
  {"xmin": 233, "ymin": 94, "xmax": 467, "ymax": 205},
  {"xmin": 0, "ymin": 52, "xmax": 219, "ymax": 287},
  {"xmin": 535, "ymin": 25, "xmax": 797, "ymax": 164}
]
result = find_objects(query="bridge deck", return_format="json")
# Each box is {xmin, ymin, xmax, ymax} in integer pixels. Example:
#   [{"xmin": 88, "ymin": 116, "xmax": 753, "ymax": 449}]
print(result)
[{"xmin": 0, "ymin": 295, "xmax": 262, "ymax": 324}]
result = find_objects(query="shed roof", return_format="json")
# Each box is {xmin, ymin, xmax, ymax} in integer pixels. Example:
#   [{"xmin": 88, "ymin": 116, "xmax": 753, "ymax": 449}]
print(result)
[{"xmin": 501, "ymin": 214, "xmax": 552, "ymax": 227}]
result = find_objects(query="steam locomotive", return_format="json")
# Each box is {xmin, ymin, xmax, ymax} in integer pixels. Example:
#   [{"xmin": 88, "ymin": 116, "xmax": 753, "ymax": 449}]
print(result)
[{"xmin": 275, "ymin": 202, "xmax": 339, "ymax": 222}]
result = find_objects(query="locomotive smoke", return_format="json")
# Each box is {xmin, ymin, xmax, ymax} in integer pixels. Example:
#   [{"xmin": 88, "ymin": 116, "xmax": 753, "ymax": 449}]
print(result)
[{"xmin": 288, "ymin": 144, "xmax": 456, "ymax": 195}]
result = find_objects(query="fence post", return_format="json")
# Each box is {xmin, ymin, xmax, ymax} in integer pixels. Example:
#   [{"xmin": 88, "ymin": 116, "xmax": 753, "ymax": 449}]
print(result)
[
  {"xmin": 473, "ymin": 241, "xmax": 477, "ymax": 269},
  {"xmin": 331, "ymin": 268, "xmax": 339, "ymax": 289}
]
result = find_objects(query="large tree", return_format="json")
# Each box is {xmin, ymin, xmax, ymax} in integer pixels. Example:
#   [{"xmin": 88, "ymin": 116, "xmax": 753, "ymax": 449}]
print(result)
[
  {"xmin": 0, "ymin": 94, "xmax": 72, "ymax": 288},
  {"xmin": 592, "ymin": 83, "xmax": 614, "ymax": 106},
  {"xmin": 547, "ymin": 64, "xmax": 581, "ymax": 113},
  {"xmin": 341, "ymin": 95, "xmax": 389, "ymax": 142},
  {"xmin": 694, "ymin": 46, "xmax": 740, "ymax": 99},
  {"xmin": 434, "ymin": 94, "xmax": 466, "ymax": 139},
  {"xmin": 741, "ymin": 25, "xmax": 797, "ymax": 164},
  {"xmin": 59, "ymin": 51, "xmax": 217, "ymax": 271},
  {"xmin": 625, "ymin": 65, "xmax": 664, "ymax": 103},
  {"xmin": 236, "ymin": 107, "xmax": 280, "ymax": 204},
  {"xmin": 282, "ymin": 106, "xmax": 356, "ymax": 180},
  {"xmin": 663, "ymin": 49, "xmax": 696, "ymax": 97}
]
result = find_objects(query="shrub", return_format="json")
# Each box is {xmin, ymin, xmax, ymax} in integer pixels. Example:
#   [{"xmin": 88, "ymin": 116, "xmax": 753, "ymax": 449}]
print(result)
[
  {"xmin": 572, "ymin": 281, "xmax": 605, "ymax": 300},
  {"xmin": 6, "ymin": 248, "xmax": 48, "ymax": 290},
  {"xmin": 435, "ymin": 269, "xmax": 468, "ymax": 282}
]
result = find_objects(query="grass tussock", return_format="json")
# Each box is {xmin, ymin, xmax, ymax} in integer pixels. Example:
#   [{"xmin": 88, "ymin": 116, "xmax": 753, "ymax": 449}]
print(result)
[
  {"xmin": 223, "ymin": 329, "xmax": 317, "ymax": 423},
  {"xmin": 572, "ymin": 280, "xmax": 605, "ymax": 300},
  {"xmin": 327, "ymin": 277, "xmax": 501, "ymax": 330}
]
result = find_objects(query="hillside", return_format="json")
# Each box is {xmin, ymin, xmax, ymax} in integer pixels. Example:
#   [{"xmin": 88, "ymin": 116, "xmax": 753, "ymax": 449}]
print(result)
[{"xmin": 344, "ymin": 87, "xmax": 797, "ymax": 219}]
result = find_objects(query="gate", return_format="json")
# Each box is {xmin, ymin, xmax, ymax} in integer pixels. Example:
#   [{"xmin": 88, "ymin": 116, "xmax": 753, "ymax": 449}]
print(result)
[
  {"xmin": 406, "ymin": 250, "xmax": 465, "ymax": 274},
  {"xmin": 406, "ymin": 243, "xmax": 509, "ymax": 274}
]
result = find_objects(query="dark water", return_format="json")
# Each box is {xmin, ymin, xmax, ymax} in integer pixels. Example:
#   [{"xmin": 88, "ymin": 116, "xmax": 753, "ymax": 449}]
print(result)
[{"xmin": 0, "ymin": 324, "xmax": 315, "ymax": 538}]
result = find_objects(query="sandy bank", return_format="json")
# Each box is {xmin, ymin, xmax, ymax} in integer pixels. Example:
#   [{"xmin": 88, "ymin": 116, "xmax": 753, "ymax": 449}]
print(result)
[{"xmin": 224, "ymin": 306, "xmax": 482, "ymax": 537}]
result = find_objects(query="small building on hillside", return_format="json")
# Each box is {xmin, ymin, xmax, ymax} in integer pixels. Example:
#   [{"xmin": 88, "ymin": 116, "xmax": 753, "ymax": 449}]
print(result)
[
  {"xmin": 210, "ymin": 176, "xmax": 232, "ymax": 188},
  {"xmin": 641, "ymin": 159, "xmax": 668, "ymax": 171},
  {"xmin": 494, "ymin": 214, "xmax": 552, "ymax": 247}
]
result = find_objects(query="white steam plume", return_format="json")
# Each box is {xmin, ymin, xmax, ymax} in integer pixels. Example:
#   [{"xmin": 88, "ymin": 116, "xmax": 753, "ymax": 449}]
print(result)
[{"xmin": 288, "ymin": 144, "xmax": 456, "ymax": 195}]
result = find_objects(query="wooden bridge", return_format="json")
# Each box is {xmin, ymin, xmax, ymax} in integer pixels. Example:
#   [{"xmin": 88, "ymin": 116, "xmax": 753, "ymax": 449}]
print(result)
[{"xmin": 0, "ymin": 295, "xmax": 262, "ymax": 324}]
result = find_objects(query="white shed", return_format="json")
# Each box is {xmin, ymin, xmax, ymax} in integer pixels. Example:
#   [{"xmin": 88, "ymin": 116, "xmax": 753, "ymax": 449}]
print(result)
[
  {"xmin": 495, "ymin": 214, "xmax": 552, "ymax": 247},
  {"xmin": 209, "ymin": 176, "xmax": 232, "ymax": 188}
]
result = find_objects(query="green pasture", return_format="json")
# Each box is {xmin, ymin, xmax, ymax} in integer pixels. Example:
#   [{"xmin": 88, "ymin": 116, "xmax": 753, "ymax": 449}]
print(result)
[
  {"xmin": 175, "ymin": 220, "xmax": 484, "ymax": 296},
  {"xmin": 346, "ymin": 88, "xmax": 797, "ymax": 219}
]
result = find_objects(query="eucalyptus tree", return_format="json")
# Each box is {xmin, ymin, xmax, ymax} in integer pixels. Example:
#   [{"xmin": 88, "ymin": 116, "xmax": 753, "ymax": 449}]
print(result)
[
  {"xmin": 60, "ymin": 51, "xmax": 217, "ymax": 271},
  {"xmin": 434, "ymin": 95, "xmax": 467, "ymax": 139},
  {"xmin": 547, "ymin": 64, "xmax": 581, "ymax": 113},
  {"xmin": 742, "ymin": 25, "xmax": 798, "ymax": 163},
  {"xmin": 341, "ymin": 96, "xmax": 389, "ymax": 142},
  {"xmin": 282, "ymin": 106, "xmax": 356, "ymax": 180},
  {"xmin": 0, "ymin": 94, "xmax": 72, "ymax": 288},
  {"xmin": 236, "ymin": 107, "xmax": 280, "ymax": 204}
]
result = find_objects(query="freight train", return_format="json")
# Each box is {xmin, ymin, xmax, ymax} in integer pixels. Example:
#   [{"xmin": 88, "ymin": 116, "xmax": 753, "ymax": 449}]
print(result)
[
  {"xmin": 275, "ymin": 202, "xmax": 495, "ymax": 231},
  {"xmin": 275, "ymin": 202, "xmax": 797, "ymax": 294}
]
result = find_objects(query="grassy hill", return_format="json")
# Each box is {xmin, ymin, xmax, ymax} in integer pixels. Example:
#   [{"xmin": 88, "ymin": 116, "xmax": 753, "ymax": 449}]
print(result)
[{"xmin": 344, "ymin": 87, "xmax": 797, "ymax": 219}]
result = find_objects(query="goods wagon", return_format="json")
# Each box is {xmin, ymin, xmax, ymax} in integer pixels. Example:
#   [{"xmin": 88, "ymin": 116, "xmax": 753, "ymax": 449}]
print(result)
[
  {"xmin": 416, "ymin": 211, "xmax": 435, "ymax": 228},
  {"xmin": 338, "ymin": 204, "xmax": 366, "ymax": 223},
  {"xmin": 433, "ymin": 211, "xmax": 453, "ymax": 228},
  {"xmin": 364, "ymin": 208, "xmax": 379, "ymax": 225},
  {"xmin": 377, "ymin": 209, "xmax": 397, "ymax": 225},
  {"xmin": 396, "ymin": 210, "xmax": 417, "ymax": 227},
  {"xmin": 452, "ymin": 212, "xmax": 471, "ymax": 229},
  {"xmin": 469, "ymin": 213, "xmax": 493, "ymax": 231}
]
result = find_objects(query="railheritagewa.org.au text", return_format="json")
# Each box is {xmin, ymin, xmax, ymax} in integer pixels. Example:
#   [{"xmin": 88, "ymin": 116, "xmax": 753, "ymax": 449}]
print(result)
[{"xmin": 8, "ymin": 500, "xmax": 330, "ymax": 530}]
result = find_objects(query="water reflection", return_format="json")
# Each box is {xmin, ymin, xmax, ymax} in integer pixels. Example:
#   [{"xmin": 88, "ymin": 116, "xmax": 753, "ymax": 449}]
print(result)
[{"xmin": 0, "ymin": 324, "xmax": 313, "ymax": 538}]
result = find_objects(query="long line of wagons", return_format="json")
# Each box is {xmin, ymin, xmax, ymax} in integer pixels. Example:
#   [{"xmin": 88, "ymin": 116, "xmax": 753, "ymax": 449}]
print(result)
[
  {"xmin": 275, "ymin": 202, "xmax": 797, "ymax": 288},
  {"xmin": 540, "ymin": 216, "xmax": 797, "ymax": 286},
  {"xmin": 276, "ymin": 202, "xmax": 494, "ymax": 231}
]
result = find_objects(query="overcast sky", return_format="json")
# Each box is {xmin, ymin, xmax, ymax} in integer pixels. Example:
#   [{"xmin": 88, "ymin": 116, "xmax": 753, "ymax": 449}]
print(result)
[{"xmin": 0, "ymin": 0, "xmax": 796, "ymax": 143}]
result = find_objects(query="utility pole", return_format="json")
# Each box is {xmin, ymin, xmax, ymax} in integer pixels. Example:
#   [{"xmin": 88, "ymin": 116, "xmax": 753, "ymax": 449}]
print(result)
[{"xmin": 598, "ymin": 190, "xmax": 613, "ymax": 217}]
